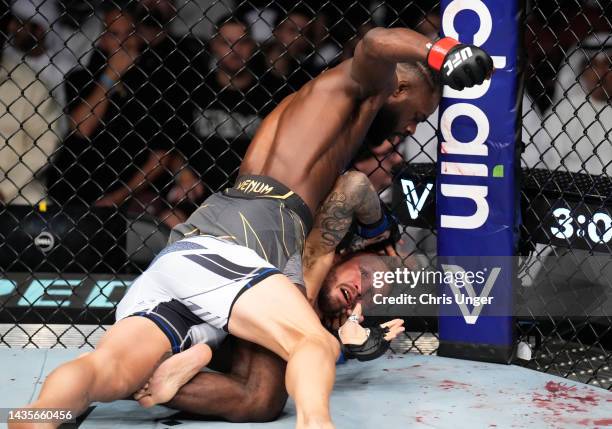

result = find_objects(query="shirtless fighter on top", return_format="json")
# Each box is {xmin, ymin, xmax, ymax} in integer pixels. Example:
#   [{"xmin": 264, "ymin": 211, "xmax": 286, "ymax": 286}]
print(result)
[{"xmin": 13, "ymin": 26, "xmax": 492, "ymax": 429}]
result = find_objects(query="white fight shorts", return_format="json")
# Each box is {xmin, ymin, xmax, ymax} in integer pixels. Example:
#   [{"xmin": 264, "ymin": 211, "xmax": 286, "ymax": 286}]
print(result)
[{"xmin": 116, "ymin": 235, "xmax": 281, "ymax": 353}]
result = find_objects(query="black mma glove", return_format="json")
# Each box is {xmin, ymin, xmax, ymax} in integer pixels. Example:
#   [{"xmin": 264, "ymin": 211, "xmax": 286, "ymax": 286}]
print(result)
[
  {"xmin": 427, "ymin": 37, "xmax": 494, "ymax": 91},
  {"xmin": 342, "ymin": 325, "xmax": 391, "ymax": 362}
]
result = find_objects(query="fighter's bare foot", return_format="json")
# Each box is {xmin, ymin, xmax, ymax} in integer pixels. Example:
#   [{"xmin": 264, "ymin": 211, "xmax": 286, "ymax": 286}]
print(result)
[{"xmin": 134, "ymin": 343, "xmax": 212, "ymax": 408}]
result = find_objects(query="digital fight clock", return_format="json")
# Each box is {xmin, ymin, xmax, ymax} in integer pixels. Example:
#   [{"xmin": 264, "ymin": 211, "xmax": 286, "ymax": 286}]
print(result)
[
  {"xmin": 550, "ymin": 208, "xmax": 612, "ymax": 243},
  {"xmin": 531, "ymin": 202, "xmax": 612, "ymax": 253}
]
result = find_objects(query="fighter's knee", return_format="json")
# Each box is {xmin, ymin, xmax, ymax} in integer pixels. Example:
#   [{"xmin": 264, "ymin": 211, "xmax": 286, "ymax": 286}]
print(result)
[
  {"xmin": 247, "ymin": 391, "xmax": 288, "ymax": 422},
  {"xmin": 227, "ymin": 389, "xmax": 288, "ymax": 423},
  {"xmin": 88, "ymin": 351, "xmax": 130, "ymax": 397}
]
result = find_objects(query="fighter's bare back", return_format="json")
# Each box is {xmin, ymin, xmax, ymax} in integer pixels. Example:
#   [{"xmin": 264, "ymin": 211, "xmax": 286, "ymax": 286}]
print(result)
[{"xmin": 240, "ymin": 59, "xmax": 392, "ymax": 215}]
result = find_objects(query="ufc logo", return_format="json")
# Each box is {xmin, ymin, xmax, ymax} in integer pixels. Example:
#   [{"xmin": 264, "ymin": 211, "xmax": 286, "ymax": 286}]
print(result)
[{"xmin": 443, "ymin": 47, "xmax": 473, "ymax": 76}]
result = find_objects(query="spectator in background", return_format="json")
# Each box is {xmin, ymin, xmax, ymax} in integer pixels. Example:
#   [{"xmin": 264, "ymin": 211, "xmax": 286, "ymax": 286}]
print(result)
[
  {"xmin": 53, "ymin": 0, "xmax": 103, "ymax": 72},
  {"xmin": 314, "ymin": 1, "xmax": 382, "ymax": 70},
  {"xmin": 239, "ymin": 2, "xmax": 338, "ymax": 75},
  {"xmin": 538, "ymin": 43, "xmax": 612, "ymax": 175},
  {"xmin": 47, "ymin": 5, "xmax": 200, "ymax": 227},
  {"xmin": 0, "ymin": 11, "xmax": 61, "ymax": 205},
  {"xmin": 263, "ymin": 7, "xmax": 318, "ymax": 90},
  {"xmin": 130, "ymin": 0, "xmax": 206, "ymax": 212},
  {"xmin": 187, "ymin": 15, "xmax": 286, "ymax": 195},
  {"xmin": 3, "ymin": 0, "xmax": 102, "ymax": 112},
  {"xmin": 236, "ymin": 0, "xmax": 321, "ymax": 45},
  {"xmin": 274, "ymin": 6, "xmax": 313, "ymax": 60},
  {"xmin": 524, "ymin": 1, "xmax": 611, "ymax": 112},
  {"xmin": 552, "ymin": 33, "xmax": 612, "ymax": 103},
  {"xmin": 235, "ymin": 0, "xmax": 279, "ymax": 43}
]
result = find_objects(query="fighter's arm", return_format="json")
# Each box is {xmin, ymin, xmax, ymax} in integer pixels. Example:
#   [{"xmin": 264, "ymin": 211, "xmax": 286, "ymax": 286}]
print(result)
[
  {"xmin": 302, "ymin": 171, "xmax": 381, "ymax": 305},
  {"xmin": 350, "ymin": 27, "xmax": 494, "ymax": 96},
  {"xmin": 351, "ymin": 27, "xmax": 431, "ymax": 96}
]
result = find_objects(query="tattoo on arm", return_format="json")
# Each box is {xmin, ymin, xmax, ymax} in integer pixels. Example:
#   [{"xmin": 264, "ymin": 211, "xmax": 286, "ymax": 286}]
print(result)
[
  {"xmin": 303, "ymin": 172, "xmax": 381, "ymax": 269},
  {"xmin": 318, "ymin": 191, "xmax": 354, "ymax": 248}
]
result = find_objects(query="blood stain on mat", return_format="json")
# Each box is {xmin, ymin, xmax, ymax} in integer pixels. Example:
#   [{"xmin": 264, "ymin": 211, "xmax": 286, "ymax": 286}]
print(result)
[
  {"xmin": 415, "ymin": 416, "xmax": 424, "ymax": 423},
  {"xmin": 545, "ymin": 381, "xmax": 574, "ymax": 393},
  {"xmin": 439, "ymin": 379, "xmax": 471, "ymax": 390},
  {"xmin": 575, "ymin": 418, "xmax": 612, "ymax": 427},
  {"xmin": 531, "ymin": 380, "xmax": 608, "ymax": 425}
]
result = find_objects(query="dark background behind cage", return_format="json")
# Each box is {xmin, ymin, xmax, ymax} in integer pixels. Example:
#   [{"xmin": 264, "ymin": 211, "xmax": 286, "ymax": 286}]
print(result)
[{"xmin": 0, "ymin": 0, "xmax": 610, "ymax": 390}]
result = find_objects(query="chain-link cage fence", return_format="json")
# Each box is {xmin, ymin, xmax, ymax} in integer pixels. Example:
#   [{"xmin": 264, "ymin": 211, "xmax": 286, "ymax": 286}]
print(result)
[
  {"xmin": 518, "ymin": 0, "xmax": 612, "ymax": 390},
  {"xmin": 0, "ymin": 0, "xmax": 610, "ymax": 390}
]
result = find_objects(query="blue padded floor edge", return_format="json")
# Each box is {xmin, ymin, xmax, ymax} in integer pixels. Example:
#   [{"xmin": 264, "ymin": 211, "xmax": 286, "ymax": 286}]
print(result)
[{"xmin": 1, "ymin": 349, "xmax": 611, "ymax": 428}]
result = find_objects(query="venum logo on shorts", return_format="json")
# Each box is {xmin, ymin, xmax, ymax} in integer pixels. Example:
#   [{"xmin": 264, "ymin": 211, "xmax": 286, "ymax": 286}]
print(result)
[
  {"xmin": 236, "ymin": 179, "xmax": 275, "ymax": 195},
  {"xmin": 439, "ymin": 0, "xmax": 506, "ymax": 230},
  {"xmin": 34, "ymin": 231, "xmax": 55, "ymax": 252}
]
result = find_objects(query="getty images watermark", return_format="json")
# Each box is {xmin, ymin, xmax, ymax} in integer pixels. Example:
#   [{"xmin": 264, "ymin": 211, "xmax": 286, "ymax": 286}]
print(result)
[
  {"xmin": 370, "ymin": 266, "xmax": 495, "ymax": 307},
  {"xmin": 361, "ymin": 255, "xmax": 510, "ymax": 319},
  {"xmin": 363, "ymin": 255, "xmax": 612, "ymax": 319}
]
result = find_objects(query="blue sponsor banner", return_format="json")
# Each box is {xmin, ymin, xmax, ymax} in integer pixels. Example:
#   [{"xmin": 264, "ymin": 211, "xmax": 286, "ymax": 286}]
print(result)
[
  {"xmin": 437, "ymin": 0, "xmax": 519, "ymax": 361},
  {"xmin": 0, "ymin": 273, "xmax": 135, "ymax": 324}
]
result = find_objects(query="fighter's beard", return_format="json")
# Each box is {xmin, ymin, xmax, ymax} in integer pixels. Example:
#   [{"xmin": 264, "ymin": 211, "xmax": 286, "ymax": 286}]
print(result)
[
  {"xmin": 318, "ymin": 268, "xmax": 345, "ymax": 315},
  {"xmin": 364, "ymin": 104, "xmax": 400, "ymax": 148}
]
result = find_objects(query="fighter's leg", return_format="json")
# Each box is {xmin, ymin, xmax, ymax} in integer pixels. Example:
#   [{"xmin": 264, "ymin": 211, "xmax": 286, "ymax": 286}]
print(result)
[
  {"xmin": 12, "ymin": 317, "xmax": 170, "ymax": 429},
  {"xmin": 134, "ymin": 342, "xmax": 212, "ymax": 408},
  {"xmin": 228, "ymin": 274, "xmax": 341, "ymax": 429},
  {"xmin": 165, "ymin": 338, "xmax": 288, "ymax": 422}
]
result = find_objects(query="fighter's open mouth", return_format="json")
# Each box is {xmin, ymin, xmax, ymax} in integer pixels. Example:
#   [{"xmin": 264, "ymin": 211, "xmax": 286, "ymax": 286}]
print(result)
[{"xmin": 341, "ymin": 288, "xmax": 351, "ymax": 305}]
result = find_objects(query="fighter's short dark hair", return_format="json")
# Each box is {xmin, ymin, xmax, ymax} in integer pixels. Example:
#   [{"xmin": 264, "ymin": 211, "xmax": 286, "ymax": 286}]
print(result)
[{"xmin": 397, "ymin": 61, "xmax": 441, "ymax": 94}]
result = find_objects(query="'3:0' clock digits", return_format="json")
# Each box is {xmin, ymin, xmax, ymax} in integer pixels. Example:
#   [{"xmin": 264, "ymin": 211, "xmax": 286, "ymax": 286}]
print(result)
[{"xmin": 551, "ymin": 208, "xmax": 612, "ymax": 244}]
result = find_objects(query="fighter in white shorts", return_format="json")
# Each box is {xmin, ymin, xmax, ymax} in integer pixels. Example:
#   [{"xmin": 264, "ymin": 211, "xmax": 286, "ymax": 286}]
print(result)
[
  {"xmin": 128, "ymin": 171, "xmax": 405, "ymax": 413},
  {"xmin": 116, "ymin": 234, "xmax": 280, "ymax": 351}
]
